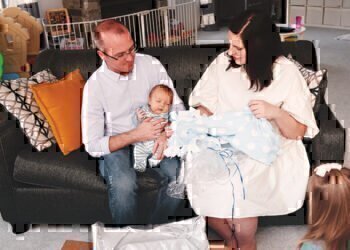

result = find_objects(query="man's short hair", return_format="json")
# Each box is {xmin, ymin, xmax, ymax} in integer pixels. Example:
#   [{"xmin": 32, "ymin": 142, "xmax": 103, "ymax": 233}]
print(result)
[{"xmin": 93, "ymin": 19, "xmax": 129, "ymax": 50}]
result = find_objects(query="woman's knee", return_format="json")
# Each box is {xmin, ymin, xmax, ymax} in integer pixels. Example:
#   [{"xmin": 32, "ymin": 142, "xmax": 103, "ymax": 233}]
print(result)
[
  {"xmin": 231, "ymin": 217, "xmax": 258, "ymax": 244},
  {"xmin": 208, "ymin": 217, "xmax": 233, "ymax": 240}
]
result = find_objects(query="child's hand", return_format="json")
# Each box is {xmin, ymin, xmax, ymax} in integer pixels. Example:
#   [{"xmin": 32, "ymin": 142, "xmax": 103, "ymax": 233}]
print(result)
[
  {"xmin": 136, "ymin": 108, "xmax": 146, "ymax": 121},
  {"xmin": 165, "ymin": 125, "xmax": 173, "ymax": 138}
]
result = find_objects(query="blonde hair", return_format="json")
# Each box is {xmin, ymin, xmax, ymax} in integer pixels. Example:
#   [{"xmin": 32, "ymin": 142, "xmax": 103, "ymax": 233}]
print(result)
[
  {"xmin": 93, "ymin": 19, "xmax": 128, "ymax": 50},
  {"xmin": 298, "ymin": 167, "xmax": 350, "ymax": 250}
]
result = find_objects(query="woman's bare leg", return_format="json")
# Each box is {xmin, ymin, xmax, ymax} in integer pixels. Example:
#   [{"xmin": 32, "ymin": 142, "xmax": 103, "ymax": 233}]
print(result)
[
  {"xmin": 226, "ymin": 217, "xmax": 258, "ymax": 250},
  {"xmin": 207, "ymin": 217, "xmax": 238, "ymax": 249}
]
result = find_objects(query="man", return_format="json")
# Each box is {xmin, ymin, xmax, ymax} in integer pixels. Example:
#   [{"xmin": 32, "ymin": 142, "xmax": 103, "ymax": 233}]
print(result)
[{"xmin": 81, "ymin": 20, "xmax": 185, "ymax": 225}]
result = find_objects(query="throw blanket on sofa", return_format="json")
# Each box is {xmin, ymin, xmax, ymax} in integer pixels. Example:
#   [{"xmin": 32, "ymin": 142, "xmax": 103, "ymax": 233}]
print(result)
[{"xmin": 164, "ymin": 108, "xmax": 281, "ymax": 210}]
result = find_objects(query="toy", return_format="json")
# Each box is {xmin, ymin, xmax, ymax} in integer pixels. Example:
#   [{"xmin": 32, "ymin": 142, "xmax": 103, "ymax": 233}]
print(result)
[
  {"xmin": 59, "ymin": 36, "xmax": 85, "ymax": 50},
  {"xmin": 45, "ymin": 8, "xmax": 71, "ymax": 36},
  {"xmin": 3, "ymin": 7, "xmax": 43, "ymax": 55},
  {"xmin": 0, "ymin": 16, "xmax": 30, "ymax": 77}
]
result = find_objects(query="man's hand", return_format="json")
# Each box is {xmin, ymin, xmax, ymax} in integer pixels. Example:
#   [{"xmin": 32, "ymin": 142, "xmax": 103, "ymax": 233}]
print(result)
[
  {"xmin": 132, "ymin": 118, "xmax": 166, "ymax": 142},
  {"xmin": 248, "ymin": 100, "xmax": 281, "ymax": 120},
  {"xmin": 152, "ymin": 132, "xmax": 168, "ymax": 160}
]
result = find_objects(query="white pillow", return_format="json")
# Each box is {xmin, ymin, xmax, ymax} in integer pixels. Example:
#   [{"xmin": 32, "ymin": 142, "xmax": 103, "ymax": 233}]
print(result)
[
  {"xmin": 0, "ymin": 70, "xmax": 57, "ymax": 151},
  {"xmin": 287, "ymin": 54, "xmax": 326, "ymax": 107}
]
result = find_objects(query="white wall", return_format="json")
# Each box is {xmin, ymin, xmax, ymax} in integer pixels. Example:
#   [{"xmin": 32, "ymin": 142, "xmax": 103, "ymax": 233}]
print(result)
[{"xmin": 37, "ymin": 0, "xmax": 62, "ymax": 19}]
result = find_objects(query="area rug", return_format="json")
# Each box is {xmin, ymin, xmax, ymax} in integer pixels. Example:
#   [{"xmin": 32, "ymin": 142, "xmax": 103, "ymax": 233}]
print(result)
[{"xmin": 335, "ymin": 33, "xmax": 350, "ymax": 41}]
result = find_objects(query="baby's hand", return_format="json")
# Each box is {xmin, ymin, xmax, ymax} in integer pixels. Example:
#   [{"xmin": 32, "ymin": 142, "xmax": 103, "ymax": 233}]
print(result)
[
  {"xmin": 165, "ymin": 125, "xmax": 173, "ymax": 138},
  {"xmin": 136, "ymin": 108, "xmax": 146, "ymax": 121}
]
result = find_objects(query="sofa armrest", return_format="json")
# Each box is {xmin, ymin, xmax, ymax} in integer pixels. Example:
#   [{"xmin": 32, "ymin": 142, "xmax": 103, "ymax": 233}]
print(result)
[
  {"xmin": 0, "ymin": 110, "xmax": 30, "ymax": 220},
  {"xmin": 310, "ymin": 104, "xmax": 345, "ymax": 164}
]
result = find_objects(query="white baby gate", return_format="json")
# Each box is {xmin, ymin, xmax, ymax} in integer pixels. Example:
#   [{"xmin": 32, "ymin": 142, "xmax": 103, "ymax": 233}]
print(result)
[{"xmin": 42, "ymin": 0, "xmax": 198, "ymax": 50}]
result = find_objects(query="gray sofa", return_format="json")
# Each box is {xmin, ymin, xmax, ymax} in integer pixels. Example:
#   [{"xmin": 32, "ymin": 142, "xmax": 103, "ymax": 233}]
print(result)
[{"xmin": 0, "ymin": 41, "xmax": 345, "ymax": 234}]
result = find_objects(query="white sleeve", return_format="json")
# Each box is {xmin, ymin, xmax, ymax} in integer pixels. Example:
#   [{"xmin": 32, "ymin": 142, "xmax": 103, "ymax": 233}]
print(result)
[
  {"xmin": 81, "ymin": 79, "xmax": 111, "ymax": 157},
  {"xmin": 280, "ymin": 63, "xmax": 320, "ymax": 139},
  {"xmin": 189, "ymin": 58, "xmax": 219, "ymax": 113}
]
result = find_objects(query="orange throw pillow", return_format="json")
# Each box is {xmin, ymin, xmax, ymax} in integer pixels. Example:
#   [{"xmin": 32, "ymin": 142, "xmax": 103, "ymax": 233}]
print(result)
[{"xmin": 31, "ymin": 69, "xmax": 85, "ymax": 155}]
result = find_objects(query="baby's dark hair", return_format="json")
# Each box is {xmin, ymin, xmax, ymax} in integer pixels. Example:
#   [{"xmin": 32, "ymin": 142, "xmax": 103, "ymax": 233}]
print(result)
[{"xmin": 149, "ymin": 84, "xmax": 174, "ymax": 104}]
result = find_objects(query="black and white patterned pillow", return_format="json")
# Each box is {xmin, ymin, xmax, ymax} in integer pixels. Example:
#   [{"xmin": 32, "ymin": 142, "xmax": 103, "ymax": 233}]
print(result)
[
  {"xmin": 287, "ymin": 54, "xmax": 326, "ymax": 107},
  {"xmin": 0, "ymin": 70, "xmax": 57, "ymax": 151}
]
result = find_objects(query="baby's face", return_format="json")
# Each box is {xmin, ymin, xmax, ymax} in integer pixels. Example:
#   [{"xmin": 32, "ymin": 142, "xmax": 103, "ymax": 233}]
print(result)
[{"xmin": 149, "ymin": 89, "xmax": 172, "ymax": 114}]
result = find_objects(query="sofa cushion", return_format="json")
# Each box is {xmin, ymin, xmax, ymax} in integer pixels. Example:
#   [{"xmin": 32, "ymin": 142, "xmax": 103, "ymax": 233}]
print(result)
[
  {"xmin": 13, "ymin": 146, "xmax": 166, "ymax": 193},
  {"xmin": 287, "ymin": 54, "xmax": 325, "ymax": 88},
  {"xmin": 281, "ymin": 40, "xmax": 317, "ymax": 71},
  {"xmin": 32, "ymin": 49, "xmax": 99, "ymax": 80},
  {"xmin": 13, "ymin": 146, "xmax": 105, "ymax": 192}
]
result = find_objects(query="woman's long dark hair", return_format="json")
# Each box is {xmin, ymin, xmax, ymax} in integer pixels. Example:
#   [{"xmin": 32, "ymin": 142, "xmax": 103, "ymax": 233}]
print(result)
[{"xmin": 227, "ymin": 10, "xmax": 283, "ymax": 91}]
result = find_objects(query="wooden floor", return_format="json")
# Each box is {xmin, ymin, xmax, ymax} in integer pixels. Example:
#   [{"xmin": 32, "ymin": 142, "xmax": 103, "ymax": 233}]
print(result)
[
  {"xmin": 61, "ymin": 240, "xmax": 225, "ymax": 250},
  {"xmin": 61, "ymin": 241, "xmax": 92, "ymax": 250}
]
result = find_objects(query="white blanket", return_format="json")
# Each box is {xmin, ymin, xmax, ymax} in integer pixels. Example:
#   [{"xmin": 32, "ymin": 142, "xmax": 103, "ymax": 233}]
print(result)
[{"xmin": 92, "ymin": 216, "xmax": 209, "ymax": 250}]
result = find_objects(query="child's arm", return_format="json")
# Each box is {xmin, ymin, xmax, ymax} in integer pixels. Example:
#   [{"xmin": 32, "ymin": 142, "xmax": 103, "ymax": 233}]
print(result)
[{"xmin": 153, "ymin": 119, "xmax": 172, "ymax": 160}]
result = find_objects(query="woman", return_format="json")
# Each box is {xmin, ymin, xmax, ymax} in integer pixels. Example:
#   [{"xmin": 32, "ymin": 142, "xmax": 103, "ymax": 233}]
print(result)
[{"xmin": 188, "ymin": 11, "xmax": 319, "ymax": 249}]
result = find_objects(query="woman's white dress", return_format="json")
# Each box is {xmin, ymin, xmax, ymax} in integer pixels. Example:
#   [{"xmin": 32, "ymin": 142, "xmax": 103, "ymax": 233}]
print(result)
[{"xmin": 187, "ymin": 53, "xmax": 319, "ymax": 218}]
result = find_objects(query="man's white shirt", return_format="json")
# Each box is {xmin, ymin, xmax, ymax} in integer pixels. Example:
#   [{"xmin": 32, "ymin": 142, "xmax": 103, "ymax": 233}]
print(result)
[{"xmin": 81, "ymin": 53, "xmax": 185, "ymax": 157}]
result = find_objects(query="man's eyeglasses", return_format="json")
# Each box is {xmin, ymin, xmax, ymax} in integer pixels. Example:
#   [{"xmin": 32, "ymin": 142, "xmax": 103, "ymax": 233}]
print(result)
[{"xmin": 99, "ymin": 45, "xmax": 138, "ymax": 61}]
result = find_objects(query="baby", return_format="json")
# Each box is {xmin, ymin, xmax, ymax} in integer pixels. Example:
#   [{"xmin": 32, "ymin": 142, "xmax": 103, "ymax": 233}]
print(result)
[{"xmin": 133, "ymin": 84, "xmax": 173, "ymax": 172}]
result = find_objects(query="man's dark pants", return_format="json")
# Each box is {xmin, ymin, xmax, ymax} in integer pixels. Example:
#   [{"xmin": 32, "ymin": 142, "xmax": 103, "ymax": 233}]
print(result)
[{"xmin": 99, "ymin": 145, "xmax": 182, "ymax": 225}]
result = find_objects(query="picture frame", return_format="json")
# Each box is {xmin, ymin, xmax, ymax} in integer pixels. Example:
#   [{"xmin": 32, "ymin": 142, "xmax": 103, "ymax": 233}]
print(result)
[{"xmin": 45, "ymin": 8, "xmax": 71, "ymax": 36}]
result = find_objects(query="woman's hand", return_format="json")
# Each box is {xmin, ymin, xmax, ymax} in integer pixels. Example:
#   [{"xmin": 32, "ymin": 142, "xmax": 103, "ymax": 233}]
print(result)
[
  {"xmin": 248, "ymin": 100, "xmax": 281, "ymax": 120},
  {"xmin": 196, "ymin": 105, "xmax": 213, "ymax": 116},
  {"xmin": 249, "ymin": 100, "xmax": 306, "ymax": 139}
]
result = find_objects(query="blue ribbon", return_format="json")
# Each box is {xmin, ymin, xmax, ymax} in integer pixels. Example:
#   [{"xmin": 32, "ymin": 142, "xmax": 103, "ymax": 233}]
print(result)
[{"xmin": 219, "ymin": 149, "xmax": 246, "ymax": 219}]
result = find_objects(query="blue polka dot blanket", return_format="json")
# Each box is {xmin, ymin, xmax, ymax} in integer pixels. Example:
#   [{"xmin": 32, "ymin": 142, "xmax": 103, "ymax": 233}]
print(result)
[{"xmin": 164, "ymin": 107, "xmax": 281, "ymax": 200}]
